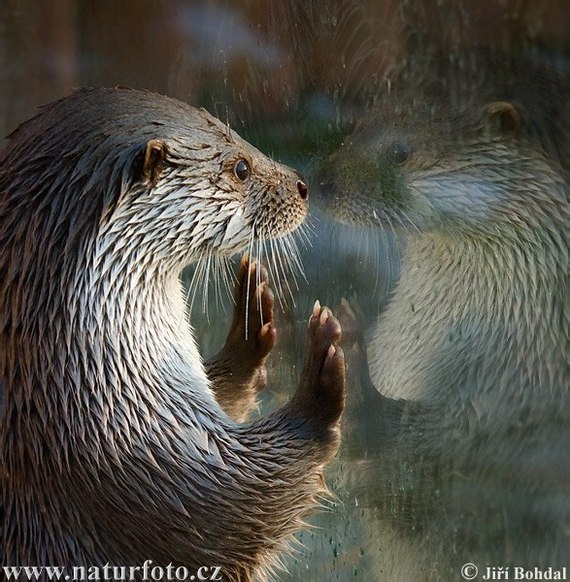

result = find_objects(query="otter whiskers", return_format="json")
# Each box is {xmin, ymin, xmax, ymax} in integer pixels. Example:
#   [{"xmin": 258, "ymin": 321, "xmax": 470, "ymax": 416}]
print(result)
[{"xmin": 185, "ymin": 218, "xmax": 309, "ymax": 334}]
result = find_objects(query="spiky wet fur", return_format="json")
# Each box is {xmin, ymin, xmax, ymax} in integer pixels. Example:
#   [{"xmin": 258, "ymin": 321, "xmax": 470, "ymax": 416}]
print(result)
[{"xmin": 0, "ymin": 88, "xmax": 338, "ymax": 581}]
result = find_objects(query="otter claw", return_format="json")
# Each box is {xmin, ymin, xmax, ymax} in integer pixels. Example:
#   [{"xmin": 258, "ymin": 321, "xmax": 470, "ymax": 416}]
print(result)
[
  {"xmin": 313, "ymin": 299, "xmax": 321, "ymax": 318},
  {"xmin": 326, "ymin": 344, "xmax": 336, "ymax": 361}
]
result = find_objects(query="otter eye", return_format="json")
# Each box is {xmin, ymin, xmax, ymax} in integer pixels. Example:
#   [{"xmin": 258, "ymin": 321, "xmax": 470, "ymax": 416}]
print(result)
[
  {"xmin": 387, "ymin": 143, "xmax": 412, "ymax": 165},
  {"xmin": 234, "ymin": 159, "xmax": 251, "ymax": 181}
]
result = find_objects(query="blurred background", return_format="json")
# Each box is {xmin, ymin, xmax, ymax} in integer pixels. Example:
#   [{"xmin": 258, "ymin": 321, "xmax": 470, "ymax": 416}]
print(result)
[
  {"xmin": 2, "ymin": 0, "xmax": 569, "ymax": 149},
  {"xmin": 1, "ymin": 1, "xmax": 568, "ymax": 580}
]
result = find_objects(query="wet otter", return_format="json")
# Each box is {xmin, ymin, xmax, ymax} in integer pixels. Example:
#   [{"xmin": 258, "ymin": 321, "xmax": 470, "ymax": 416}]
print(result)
[
  {"xmin": 0, "ymin": 88, "xmax": 345, "ymax": 581},
  {"xmin": 319, "ymin": 51, "xmax": 569, "ymax": 577}
]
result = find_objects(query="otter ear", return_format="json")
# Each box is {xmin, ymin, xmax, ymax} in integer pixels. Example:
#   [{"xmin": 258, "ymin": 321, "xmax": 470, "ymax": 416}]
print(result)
[
  {"xmin": 485, "ymin": 101, "xmax": 521, "ymax": 137},
  {"xmin": 142, "ymin": 139, "xmax": 168, "ymax": 189}
]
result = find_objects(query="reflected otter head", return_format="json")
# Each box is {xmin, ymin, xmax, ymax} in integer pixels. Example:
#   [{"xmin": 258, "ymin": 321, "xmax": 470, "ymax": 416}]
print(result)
[{"xmin": 318, "ymin": 51, "xmax": 569, "ymax": 239}]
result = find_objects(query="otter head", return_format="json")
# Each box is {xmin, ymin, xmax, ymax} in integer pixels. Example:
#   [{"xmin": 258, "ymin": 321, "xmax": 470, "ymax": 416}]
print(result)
[
  {"xmin": 124, "ymin": 102, "xmax": 310, "ymax": 268},
  {"xmin": 0, "ymin": 88, "xmax": 309, "ymax": 286},
  {"xmin": 318, "ymin": 52, "xmax": 568, "ymax": 239},
  {"xmin": 0, "ymin": 88, "xmax": 310, "ymax": 382}
]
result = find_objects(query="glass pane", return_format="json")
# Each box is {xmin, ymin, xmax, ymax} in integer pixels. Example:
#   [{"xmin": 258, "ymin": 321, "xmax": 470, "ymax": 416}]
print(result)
[{"xmin": 1, "ymin": 2, "xmax": 568, "ymax": 580}]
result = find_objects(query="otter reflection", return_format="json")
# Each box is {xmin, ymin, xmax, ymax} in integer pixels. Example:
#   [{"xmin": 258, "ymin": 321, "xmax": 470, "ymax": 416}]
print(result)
[{"xmin": 317, "ymin": 50, "xmax": 569, "ymax": 580}]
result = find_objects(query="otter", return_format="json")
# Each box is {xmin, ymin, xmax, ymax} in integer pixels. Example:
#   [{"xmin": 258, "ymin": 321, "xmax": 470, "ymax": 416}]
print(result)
[
  {"xmin": 319, "ymin": 51, "xmax": 569, "ymax": 578},
  {"xmin": 0, "ymin": 87, "xmax": 346, "ymax": 581}
]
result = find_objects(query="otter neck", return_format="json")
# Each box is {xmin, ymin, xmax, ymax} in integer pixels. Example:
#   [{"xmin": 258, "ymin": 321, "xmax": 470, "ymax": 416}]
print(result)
[
  {"xmin": 371, "ymin": 229, "xmax": 566, "ymax": 404},
  {"xmin": 1, "ymin": 245, "xmax": 214, "ymax": 475}
]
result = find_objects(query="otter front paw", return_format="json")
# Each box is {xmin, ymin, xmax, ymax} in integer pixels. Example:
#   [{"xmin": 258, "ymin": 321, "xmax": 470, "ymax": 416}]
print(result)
[
  {"xmin": 206, "ymin": 257, "xmax": 276, "ymax": 422},
  {"xmin": 289, "ymin": 301, "xmax": 345, "ymax": 432},
  {"xmin": 226, "ymin": 256, "xmax": 276, "ymax": 381}
]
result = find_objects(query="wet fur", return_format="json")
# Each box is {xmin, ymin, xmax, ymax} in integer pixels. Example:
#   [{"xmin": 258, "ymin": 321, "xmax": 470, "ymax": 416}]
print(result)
[{"xmin": 0, "ymin": 88, "xmax": 345, "ymax": 580}]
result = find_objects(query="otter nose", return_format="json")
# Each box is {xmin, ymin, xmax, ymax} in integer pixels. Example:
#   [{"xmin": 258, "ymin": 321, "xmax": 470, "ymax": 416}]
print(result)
[{"xmin": 297, "ymin": 180, "xmax": 309, "ymax": 200}]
